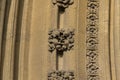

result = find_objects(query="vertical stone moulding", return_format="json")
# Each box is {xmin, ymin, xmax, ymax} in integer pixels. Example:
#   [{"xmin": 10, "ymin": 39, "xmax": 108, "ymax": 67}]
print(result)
[
  {"xmin": 48, "ymin": 0, "xmax": 75, "ymax": 79},
  {"xmin": 86, "ymin": 0, "xmax": 99, "ymax": 80}
]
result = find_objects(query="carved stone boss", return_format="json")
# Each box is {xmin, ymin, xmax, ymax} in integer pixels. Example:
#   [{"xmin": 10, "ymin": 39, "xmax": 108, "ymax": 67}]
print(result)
[
  {"xmin": 48, "ymin": 29, "xmax": 74, "ymax": 53},
  {"xmin": 48, "ymin": 0, "xmax": 75, "ymax": 80},
  {"xmin": 52, "ymin": 0, "xmax": 74, "ymax": 8}
]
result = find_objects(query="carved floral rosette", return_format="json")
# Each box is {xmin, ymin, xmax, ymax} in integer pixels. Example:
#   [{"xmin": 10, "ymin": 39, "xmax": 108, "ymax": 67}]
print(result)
[
  {"xmin": 48, "ymin": 29, "xmax": 75, "ymax": 53},
  {"xmin": 52, "ymin": 0, "xmax": 74, "ymax": 8},
  {"xmin": 86, "ymin": 0, "xmax": 99, "ymax": 80},
  {"xmin": 48, "ymin": 70, "xmax": 75, "ymax": 80}
]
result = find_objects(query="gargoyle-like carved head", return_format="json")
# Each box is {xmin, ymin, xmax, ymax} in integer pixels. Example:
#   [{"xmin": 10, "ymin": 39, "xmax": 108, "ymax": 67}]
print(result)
[{"xmin": 52, "ymin": 0, "xmax": 74, "ymax": 8}]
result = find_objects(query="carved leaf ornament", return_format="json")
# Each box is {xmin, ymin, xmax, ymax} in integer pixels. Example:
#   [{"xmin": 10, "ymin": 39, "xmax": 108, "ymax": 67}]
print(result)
[
  {"xmin": 52, "ymin": 0, "xmax": 74, "ymax": 8},
  {"xmin": 48, "ymin": 29, "xmax": 75, "ymax": 53},
  {"xmin": 48, "ymin": 70, "xmax": 75, "ymax": 80}
]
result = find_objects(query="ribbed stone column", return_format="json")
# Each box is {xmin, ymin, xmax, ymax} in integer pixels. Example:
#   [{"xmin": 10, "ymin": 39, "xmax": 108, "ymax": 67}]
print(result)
[
  {"xmin": 114, "ymin": 0, "xmax": 120, "ymax": 79},
  {"xmin": 0, "ymin": 1, "xmax": 6, "ymax": 79},
  {"xmin": 2, "ymin": 0, "xmax": 19, "ymax": 80},
  {"xmin": 17, "ymin": 0, "xmax": 33, "ymax": 80}
]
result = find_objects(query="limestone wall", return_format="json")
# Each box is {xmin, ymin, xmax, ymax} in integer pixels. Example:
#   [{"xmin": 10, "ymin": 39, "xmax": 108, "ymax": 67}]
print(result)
[{"xmin": 0, "ymin": 0, "xmax": 119, "ymax": 80}]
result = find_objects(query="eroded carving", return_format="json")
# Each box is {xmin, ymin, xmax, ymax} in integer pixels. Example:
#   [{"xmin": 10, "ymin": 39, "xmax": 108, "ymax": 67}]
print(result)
[
  {"xmin": 87, "ymin": 0, "xmax": 99, "ymax": 80},
  {"xmin": 48, "ymin": 70, "xmax": 75, "ymax": 80},
  {"xmin": 48, "ymin": 29, "xmax": 74, "ymax": 53},
  {"xmin": 52, "ymin": 0, "xmax": 74, "ymax": 8}
]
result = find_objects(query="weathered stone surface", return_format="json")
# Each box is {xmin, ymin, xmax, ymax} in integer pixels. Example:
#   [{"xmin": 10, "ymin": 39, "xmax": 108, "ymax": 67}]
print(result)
[{"xmin": 0, "ymin": 0, "xmax": 119, "ymax": 80}]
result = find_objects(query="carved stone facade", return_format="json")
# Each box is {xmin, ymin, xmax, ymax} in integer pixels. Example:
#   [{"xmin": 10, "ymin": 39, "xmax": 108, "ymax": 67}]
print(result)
[{"xmin": 0, "ymin": 0, "xmax": 119, "ymax": 80}]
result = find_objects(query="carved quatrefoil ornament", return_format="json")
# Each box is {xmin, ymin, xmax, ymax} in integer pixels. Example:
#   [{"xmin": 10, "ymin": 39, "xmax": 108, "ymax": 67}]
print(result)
[
  {"xmin": 48, "ymin": 29, "xmax": 75, "ymax": 53},
  {"xmin": 52, "ymin": 0, "xmax": 74, "ymax": 8}
]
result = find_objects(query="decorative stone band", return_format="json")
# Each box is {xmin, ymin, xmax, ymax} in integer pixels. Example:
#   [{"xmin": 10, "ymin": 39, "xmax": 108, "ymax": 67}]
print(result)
[
  {"xmin": 86, "ymin": 0, "xmax": 99, "ymax": 80},
  {"xmin": 48, "ymin": 70, "xmax": 75, "ymax": 80},
  {"xmin": 52, "ymin": 0, "xmax": 74, "ymax": 8},
  {"xmin": 48, "ymin": 29, "xmax": 75, "ymax": 53}
]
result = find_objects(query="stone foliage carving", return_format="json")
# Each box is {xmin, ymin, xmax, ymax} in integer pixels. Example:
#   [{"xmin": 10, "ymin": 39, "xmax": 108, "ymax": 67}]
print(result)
[
  {"xmin": 48, "ymin": 70, "xmax": 75, "ymax": 80},
  {"xmin": 86, "ymin": 0, "xmax": 99, "ymax": 80},
  {"xmin": 48, "ymin": 29, "xmax": 75, "ymax": 53},
  {"xmin": 52, "ymin": 0, "xmax": 74, "ymax": 8}
]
